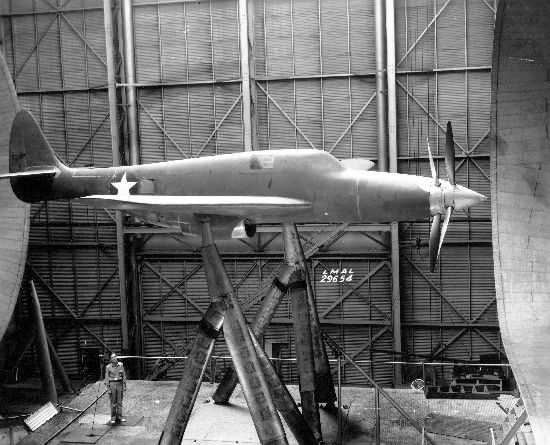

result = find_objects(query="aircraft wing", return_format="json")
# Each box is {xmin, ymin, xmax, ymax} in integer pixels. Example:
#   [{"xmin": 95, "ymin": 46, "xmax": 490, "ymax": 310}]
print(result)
[{"xmin": 75, "ymin": 195, "xmax": 311, "ymax": 216}]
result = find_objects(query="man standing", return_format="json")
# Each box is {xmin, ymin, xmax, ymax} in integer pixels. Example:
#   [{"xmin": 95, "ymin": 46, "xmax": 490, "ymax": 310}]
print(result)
[{"xmin": 104, "ymin": 352, "xmax": 127, "ymax": 425}]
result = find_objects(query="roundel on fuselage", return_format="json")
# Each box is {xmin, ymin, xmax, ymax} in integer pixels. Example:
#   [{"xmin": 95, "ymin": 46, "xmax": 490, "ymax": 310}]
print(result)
[{"xmin": 109, "ymin": 171, "xmax": 138, "ymax": 196}]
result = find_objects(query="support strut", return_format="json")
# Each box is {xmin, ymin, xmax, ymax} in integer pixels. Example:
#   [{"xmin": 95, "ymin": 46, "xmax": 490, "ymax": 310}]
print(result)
[
  {"xmin": 29, "ymin": 280, "xmax": 57, "ymax": 405},
  {"xmin": 248, "ymin": 327, "xmax": 318, "ymax": 445},
  {"xmin": 282, "ymin": 224, "xmax": 336, "ymax": 405},
  {"xmin": 283, "ymin": 224, "xmax": 323, "ymax": 442},
  {"xmin": 158, "ymin": 223, "xmax": 226, "ymax": 445},
  {"xmin": 160, "ymin": 219, "xmax": 288, "ymax": 445},
  {"xmin": 213, "ymin": 263, "xmax": 293, "ymax": 404}
]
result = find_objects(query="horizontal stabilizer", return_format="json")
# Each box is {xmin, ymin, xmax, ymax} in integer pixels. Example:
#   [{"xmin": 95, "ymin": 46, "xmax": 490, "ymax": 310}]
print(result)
[
  {"xmin": 75, "ymin": 195, "xmax": 311, "ymax": 216},
  {"xmin": 0, "ymin": 167, "xmax": 60, "ymax": 179},
  {"xmin": 340, "ymin": 158, "xmax": 375, "ymax": 171}
]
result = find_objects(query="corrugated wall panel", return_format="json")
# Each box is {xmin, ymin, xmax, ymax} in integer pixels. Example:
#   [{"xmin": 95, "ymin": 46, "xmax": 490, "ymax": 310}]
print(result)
[
  {"xmin": 134, "ymin": 6, "xmax": 161, "ymax": 83},
  {"xmin": 60, "ymin": 12, "xmax": 88, "ymax": 89},
  {"xmin": 294, "ymin": 81, "xmax": 322, "ymax": 150},
  {"xmin": 465, "ymin": 0, "xmax": 494, "ymax": 67},
  {"xmin": 263, "ymin": 0, "xmax": 293, "ymax": 77},
  {"xmin": 189, "ymin": 85, "xmax": 216, "ymax": 156},
  {"xmin": 11, "ymin": 15, "xmax": 39, "ymax": 91},
  {"xmin": 323, "ymin": 78, "xmax": 352, "ymax": 153},
  {"xmin": 159, "ymin": 4, "xmax": 188, "ymax": 83},
  {"xmin": 395, "ymin": 0, "xmax": 436, "ymax": 72},
  {"xmin": 138, "ymin": 89, "xmax": 167, "ymax": 163},
  {"xmin": 292, "ymin": 0, "xmax": 320, "ymax": 77},
  {"xmin": 186, "ymin": 2, "xmax": 214, "ymax": 82},
  {"xmin": 213, "ymin": 84, "xmax": 243, "ymax": 154},
  {"xmin": 36, "ymin": 14, "xmax": 62, "ymax": 91},
  {"xmin": 211, "ymin": 1, "xmax": 240, "ymax": 80},
  {"xmin": 259, "ymin": 81, "xmax": 295, "ymax": 151},
  {"xmin": 319, "ymin": 0, "xmax": 351, "ymax": 75},
  {"xmin": 436, "ymin": 0, "xmax": 466, "ymax": 69},
  {"xmin": 349, "ymin": 77, "xmax": 378, "ymax": 159},
  {"xmin": 79, "ymin": 10, "xmax": 107, "ymax": 89},
  {"xmin": 348, "ymin": 0, "xmax": 375, "ymax": 73}
]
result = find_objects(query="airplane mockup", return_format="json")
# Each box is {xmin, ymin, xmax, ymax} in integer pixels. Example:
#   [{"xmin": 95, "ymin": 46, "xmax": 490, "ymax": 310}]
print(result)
[{"xmin": 1, "ymin": 110, "xmax": 486, "ymax": 271}]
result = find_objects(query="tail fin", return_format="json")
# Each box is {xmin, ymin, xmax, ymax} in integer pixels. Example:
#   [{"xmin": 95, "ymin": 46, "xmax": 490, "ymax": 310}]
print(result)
[
  {"xmin": 0, "ymin": 111, "xmax": 65, "ymax": 203},
  {"xmin": 8, "ymin": 110, "xmax": 64, "ymax": 174}
]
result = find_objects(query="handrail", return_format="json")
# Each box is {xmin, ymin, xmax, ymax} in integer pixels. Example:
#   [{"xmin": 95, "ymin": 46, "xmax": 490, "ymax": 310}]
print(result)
[{"xmin": 322, "ymin": 332, "xmax": 437, "ymax": 445}]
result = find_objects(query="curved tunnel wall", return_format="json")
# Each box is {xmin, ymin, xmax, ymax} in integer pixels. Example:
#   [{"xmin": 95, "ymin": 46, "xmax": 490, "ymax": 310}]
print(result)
[
  {"xmin": 0, "ymin": 53, "xmax": 30, "ymax": 342},
  {"xmin": 491, "ymin": 0, "xmax": 550, "ymax": 442}
]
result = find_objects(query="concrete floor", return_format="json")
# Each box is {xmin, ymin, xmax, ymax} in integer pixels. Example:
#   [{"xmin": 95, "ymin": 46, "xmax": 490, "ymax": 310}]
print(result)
[{"xmin": 13, "ymin": 380, "xmax": 515, "ymax": 445}]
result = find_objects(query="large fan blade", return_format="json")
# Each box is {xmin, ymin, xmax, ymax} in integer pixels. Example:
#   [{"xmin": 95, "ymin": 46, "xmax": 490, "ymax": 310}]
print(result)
[
  {"xmin": 445, "ymin": 121, "xmax": 456, "ymax": 186},
  {"xmin": 426, "ymin": 137, "xmax": 439, "ymax": 186},
  {"xmin": 429, "ymin": 213, "xmax": 442, "ymax": 272},
  {"xmin": 437, "ymin": 206, "xmax": 453, "ymax": 260}
]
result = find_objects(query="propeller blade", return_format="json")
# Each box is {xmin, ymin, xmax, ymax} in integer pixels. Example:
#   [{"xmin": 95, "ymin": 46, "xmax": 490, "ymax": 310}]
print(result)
[
  {"xmin": 426, "ymin": 137, "xmax": 439, "ymax": 186},
  {"xmin": 437, "ymin": 206, "xmax": 453, "ymax": 259},
  {"xmin": 429, "ymin": 213, "xmax": 442, "ymax": 272},
  {"xmin": 445, "ymin": 121, "xmax": 456, "ymax": 186}
]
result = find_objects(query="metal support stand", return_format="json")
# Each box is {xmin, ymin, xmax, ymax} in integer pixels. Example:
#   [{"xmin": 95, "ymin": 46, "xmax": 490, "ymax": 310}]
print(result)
[
  {"xmin": 29, "ymin": 280, "xmax": 57, "ymax": 405},
  {"xmin": 337, "ymin": 354, "xmax": 343, "ymax": 445},
  {"xmin": 158, "ymin": 224, "xmax": 226, "ymax": 445},
  {"xmin": 46, "ymin": 336, "xmax": 74, "ymax": 394},
  {"xmin": 326, "ymin": 337, "xmax": 344, "ymax": 445},
  {"xmin": 248, "ymin": 327, "xmax": 317, "ymax": 445},
  {"xmin": 283, "ymin": 223, "xmax": 336, "ymax": 405},
  {"xmin": 375, "ymin": 388, "xmax": 380, "ymax": 445},
  {"xmin": 160, "ymin": 219, "xmax": 288, "ymax": 445},
  {"xmin": 289, "ymin": 274, "xmax": 322, "ymax": 442},
  {"xmin": 213, "ymin": 264, "xmax": 293, "ymax": 404}
]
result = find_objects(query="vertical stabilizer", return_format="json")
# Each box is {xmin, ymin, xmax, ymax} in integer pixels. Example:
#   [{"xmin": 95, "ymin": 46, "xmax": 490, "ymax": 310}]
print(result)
[{"xmin": 10, "ymin": 110, "xmax": 64, "ymax": 173}]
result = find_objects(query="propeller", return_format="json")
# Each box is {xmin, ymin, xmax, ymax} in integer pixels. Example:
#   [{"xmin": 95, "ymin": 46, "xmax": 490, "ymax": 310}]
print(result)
[{"xmin": 428, "ymin": 121, "xmax": 456, "ymax": 272}]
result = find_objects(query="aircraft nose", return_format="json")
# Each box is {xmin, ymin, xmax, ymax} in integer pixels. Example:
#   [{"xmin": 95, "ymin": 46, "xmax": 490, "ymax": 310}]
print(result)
[{"xmin": 452, "ymin": 184, "xmax": 487, "ymax": 211}]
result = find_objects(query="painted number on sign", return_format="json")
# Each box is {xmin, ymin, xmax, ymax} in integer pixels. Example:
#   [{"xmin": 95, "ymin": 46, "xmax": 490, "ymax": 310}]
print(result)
[{"xmin": 319, "ymin": 269, "xmax": 353, "ymax": 283}]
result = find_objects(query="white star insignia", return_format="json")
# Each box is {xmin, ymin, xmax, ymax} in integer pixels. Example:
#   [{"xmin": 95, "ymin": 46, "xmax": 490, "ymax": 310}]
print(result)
[{"xmin": 112, "ymin": 173, "xmax": 137, "ymax": 197}]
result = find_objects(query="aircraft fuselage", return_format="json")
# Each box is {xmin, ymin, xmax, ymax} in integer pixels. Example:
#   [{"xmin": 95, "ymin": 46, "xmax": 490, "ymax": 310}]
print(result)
[{"xmin": 12, "ymin": 149, "xmax": 434, "ymax": 232}]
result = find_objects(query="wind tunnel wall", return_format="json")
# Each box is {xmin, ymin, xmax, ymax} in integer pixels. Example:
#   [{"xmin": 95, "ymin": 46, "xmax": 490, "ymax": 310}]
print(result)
[
  {"xmin": 0, "ymin": 52, "xmax": 30, "ymax": 343},
  {"xmin": 491, "ymin": 0, "xmax": 550, "ymax": 442}
]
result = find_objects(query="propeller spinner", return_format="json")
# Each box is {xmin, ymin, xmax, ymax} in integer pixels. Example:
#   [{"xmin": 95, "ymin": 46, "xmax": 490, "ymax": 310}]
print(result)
[{"xmin": 427, "ymin": 122, "xmax": 486, "ymax": 272}]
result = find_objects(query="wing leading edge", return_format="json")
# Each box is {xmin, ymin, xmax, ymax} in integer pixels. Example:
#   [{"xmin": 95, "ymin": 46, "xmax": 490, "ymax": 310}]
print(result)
[{"xmin": 75, "ymin": 195, "xmax": 311, "ymax": 216}]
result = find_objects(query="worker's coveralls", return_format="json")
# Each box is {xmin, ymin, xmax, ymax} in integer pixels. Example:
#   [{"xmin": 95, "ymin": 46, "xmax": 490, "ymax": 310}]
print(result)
[{"xmin": 104, "ymin": 361, "xmax": 127, "ymax": 421}]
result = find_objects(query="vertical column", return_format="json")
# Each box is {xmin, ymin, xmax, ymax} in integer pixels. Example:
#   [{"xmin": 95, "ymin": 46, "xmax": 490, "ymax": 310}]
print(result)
[
  {"xmin": 385, "ymin": 0, "xmax": 402, "ymax": 385},
  {"xmin": 121, "ymin": 0, "xmax": 139, "ymax": 164},
  {"xmin": 104, "ymin": 0, "xmax": 128, "ymax": 353},
  {"xmin": 247, "ymin": 0, "xmax": 258, "ymax": 150},
  {"xmin": 29, "ymin": 280, "xmax": 57, "ymax": 405},
  {"xmin": 239, "ymin": 0, "xmax": 253, "ymax": 151},
  {"xmin": 386, "ymin": 0, "xmax": 397, "ymax": 174},
  {"xmin": 374, "ymin": 0, "xmax": 388, "ymax": 173}
]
